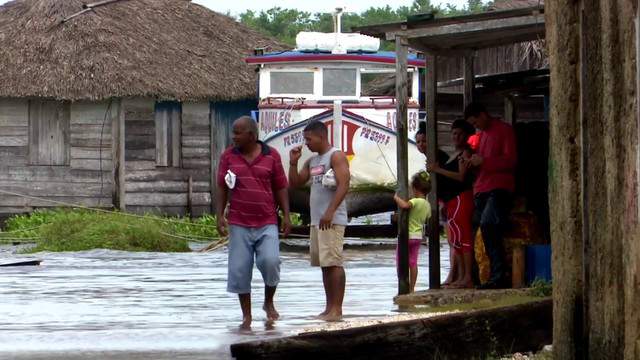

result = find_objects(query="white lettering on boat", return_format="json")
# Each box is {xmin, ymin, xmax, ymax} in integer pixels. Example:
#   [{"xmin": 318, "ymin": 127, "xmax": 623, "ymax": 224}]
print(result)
[
  {"xmin": 360, "ymin": 127, "xmax": 391, "ymax": 145},
  {"xmin": 283, "ymin": 130, "xmax": 305, "ymax": 148},
  {"xmin": 259, "ymin": 110, "xmax": 292, "ymax": 135},
  {"xmin": 385, "ymin": 111, "xmax": 418, "ymax": 132}
]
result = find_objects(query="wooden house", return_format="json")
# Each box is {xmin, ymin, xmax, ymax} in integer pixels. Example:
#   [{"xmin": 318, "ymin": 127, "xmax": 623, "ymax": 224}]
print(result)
[{"xmin": 0, "ymin": 0, "xmax": 283, "ymax": 219}]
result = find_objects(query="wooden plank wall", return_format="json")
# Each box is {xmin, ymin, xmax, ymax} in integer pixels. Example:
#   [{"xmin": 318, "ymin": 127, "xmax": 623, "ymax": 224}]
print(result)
[
  {"xmin": 124, "ymin": 99, "xmax": 212, "ymax": 216},
  {"xmin": 0, "ymin": 99, "xmax": 114, "ymax": 216},
  {"xmin": 0, "ymin": 99, "xmax": 28, "ymax": 167},
  {"xmin": 29, "ymin": 100, "xmax": 70, "ymax": 166},
  {"xmin": 435, "ymin": 93, "xmax": 545, "ymax": 154},
  {"xmin": 437, "ymin": 44, "xmax": 547, "ymax": 93},
  {"xmin": 0, "ymin": 97, "xmax": 231, "ymax": 218}
]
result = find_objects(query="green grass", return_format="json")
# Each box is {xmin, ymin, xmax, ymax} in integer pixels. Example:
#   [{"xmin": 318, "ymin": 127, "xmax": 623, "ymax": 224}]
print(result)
[
  {"xmin": 1, "ymin": 209, "xmax": 221, "ymax": 253},
  {"xmin": 529, "ymin": 278, "xmax": 552, "ymax": 297},
  {"xmin": 282, "ymin": 211, "xmax": 304, "ymax": 226}
]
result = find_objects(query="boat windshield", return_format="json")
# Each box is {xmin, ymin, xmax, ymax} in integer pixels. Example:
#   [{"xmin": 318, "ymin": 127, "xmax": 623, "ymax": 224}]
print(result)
[
  {"xmin": 361, "ymin": 70, "xmax": 413, "ymax": 98},
  {"xmin": 265, "ymin": 66, "xmax": 417, "ymax": 100},
  {"xmin": 270, "ymin": 71, "xmax": 314, "ymax": 95}
]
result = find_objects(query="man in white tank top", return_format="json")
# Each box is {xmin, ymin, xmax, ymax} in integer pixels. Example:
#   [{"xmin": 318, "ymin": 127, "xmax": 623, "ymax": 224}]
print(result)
[{"xmin": 289, "ymin": 121, "xmax": 350, "ymax": 322}]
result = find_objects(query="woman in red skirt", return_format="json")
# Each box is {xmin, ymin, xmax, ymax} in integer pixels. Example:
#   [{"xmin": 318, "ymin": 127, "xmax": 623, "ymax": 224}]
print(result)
[{"xmin": 428, "ymin": 119, "xmax": 476, "ymax": 288}]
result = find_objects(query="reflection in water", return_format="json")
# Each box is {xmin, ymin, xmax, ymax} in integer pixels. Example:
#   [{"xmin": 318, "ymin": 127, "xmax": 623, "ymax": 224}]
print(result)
[{"xmin": 0, "ymin": 242, "xmax": 450, "ymax": 359}]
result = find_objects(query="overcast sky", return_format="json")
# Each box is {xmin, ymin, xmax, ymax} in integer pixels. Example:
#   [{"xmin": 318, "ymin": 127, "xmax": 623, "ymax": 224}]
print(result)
[
  {"xmin": 194, "ymin": 0, "xmax": 471, "ymax": 15},
  {"xmin": 0, "ymin": 0, "xmax": 473, "ymax": 16}
]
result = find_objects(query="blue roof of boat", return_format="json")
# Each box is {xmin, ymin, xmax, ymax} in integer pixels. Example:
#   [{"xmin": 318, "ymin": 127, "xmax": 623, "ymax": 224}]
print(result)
[{"xmin": 246, "ymin": 51, "xmax": 426, "ymax": 67}]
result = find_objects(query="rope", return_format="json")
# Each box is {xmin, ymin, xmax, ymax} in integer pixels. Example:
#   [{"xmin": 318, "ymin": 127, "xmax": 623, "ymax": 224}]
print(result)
[
  {"xmin": 360, "ymin": 109, "xmax": 398, "ymax": 181},
  {"xmin": 198, "ymin": 236, "xmax": 229, "ymax": 252},
  {"xmin": 169, "ymin": 232, "xmax": 219, "ymax": 240},
  {"xmin": 0, "ymin": 188, "xmax": 310, "ymax": 247},
  {"xmin": 158, "ymin": 231, "xmax": 223, "ymax": 242}
]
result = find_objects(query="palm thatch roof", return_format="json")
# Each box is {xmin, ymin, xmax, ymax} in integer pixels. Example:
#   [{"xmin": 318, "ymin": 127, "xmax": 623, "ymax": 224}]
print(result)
[
  {"xmin": 0, "ymin": 0, "xmax": 285, "ymax": 101},
  {"xmin": 490, "ymin": 0, "xmax": 544, "ymax": 10},
  {"xmin": 490, "ymin": 0, "xmax": 547, "ymax": 69}
]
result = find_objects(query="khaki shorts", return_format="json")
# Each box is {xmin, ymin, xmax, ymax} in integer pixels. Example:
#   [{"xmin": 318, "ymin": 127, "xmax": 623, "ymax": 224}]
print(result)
[{"xmin": 310, "ymin": 225, "xmax": 345, "ymax": 267}]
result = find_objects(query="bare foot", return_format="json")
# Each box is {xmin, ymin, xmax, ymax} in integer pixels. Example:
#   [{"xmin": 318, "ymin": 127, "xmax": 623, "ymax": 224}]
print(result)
[
  {"xmin": 322, "ymin": 311, "xmax": 343, "ymax": 322},
  {"xmin": 449, "ymin": 280, "xmax": 474, "ymax": 289},
  {"xmin": 316, "ymin": 309, "xmax": 329, "ymax": 319},
  {"xmin": 263, "ymin": 303, "xmax": 280, "ymax": 321},
  {"xmin": 443, "ymin": 275, "xmax": 454, "ymax": 286},
  {"xmin": 240, "ymin": 316, "xmax": 252, "ymax": 330},
  {"xmin": 264, "ymin": 320, "xmax": 275, "ymax": 331}
]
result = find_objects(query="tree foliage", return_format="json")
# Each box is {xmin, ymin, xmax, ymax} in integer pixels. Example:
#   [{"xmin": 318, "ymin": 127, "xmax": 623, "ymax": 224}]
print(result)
[{"xmin": 238, "ymin": 0, "xmax": 492, "ymax": 47}]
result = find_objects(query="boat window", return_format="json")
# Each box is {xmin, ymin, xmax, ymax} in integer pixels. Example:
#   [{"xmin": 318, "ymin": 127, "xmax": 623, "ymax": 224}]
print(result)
[
  {"xmin": 270, "ymin": 72, "xmax": 314, "ymax": 94},
  {"xmin": 323, "ymin": 68, "xmax": 357, "ymax": 96},
  {"xmin": 361, "ymin": 72, "xmax": 413, "ymax": 97}
]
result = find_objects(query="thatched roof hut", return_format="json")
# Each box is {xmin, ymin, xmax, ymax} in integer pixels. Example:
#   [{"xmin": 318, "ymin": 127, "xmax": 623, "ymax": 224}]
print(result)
[
  {"xmin": 0, "ymin": 0, "xmax": 284, "ymax": 220},
  {"xmin": 489, "ymin": 0, "xmax": 543, "ymax": 10},
  {"xmin": 0, "ymin": 0, "xmax": 283, "ymax": 101}
]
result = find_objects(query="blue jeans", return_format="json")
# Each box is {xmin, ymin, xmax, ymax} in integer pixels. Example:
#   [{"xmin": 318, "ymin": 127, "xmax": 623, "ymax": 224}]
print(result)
[
  {"xmin": 473, "ymin": 190, "xmax": 513, "ymax": 285},
  {"xmin": 227, "ymin": 224, "xmax": 280, "ymax": 294}
]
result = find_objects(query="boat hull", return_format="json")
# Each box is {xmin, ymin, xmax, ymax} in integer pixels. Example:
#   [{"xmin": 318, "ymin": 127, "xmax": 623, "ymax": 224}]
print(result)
[{"xmin": 260, "ymin": 105, "xmax": 425, "ymax": 216}]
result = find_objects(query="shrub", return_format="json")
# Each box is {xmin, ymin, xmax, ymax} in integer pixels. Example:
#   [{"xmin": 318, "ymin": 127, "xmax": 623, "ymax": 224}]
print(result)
[{"xmin": 2, "ymin": 209, "xmax": 220, "ymax": 253}]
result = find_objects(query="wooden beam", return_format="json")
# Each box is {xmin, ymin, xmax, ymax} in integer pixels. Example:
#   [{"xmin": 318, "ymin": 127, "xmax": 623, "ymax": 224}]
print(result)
[
  {"xmin": 413, "ymin": 28, "xmax": 546, "ymax": 54},
  {"xmin": 230, "ymin": 299, "xmax": 552, "ymax": 360},
  {"xmin": 636, "ymin": 5, "xmax": 640, "ymax": 226},
  {"xmin": 425, "ymin": 53, "xmax": 441, "ymax": 289},
  {"xmin": 386, "ymin": 15, "xmax": 545, "ymax": 41},
  {"xmin": 463, "ymin": 54, "xmax": 475, "ymax": 108},
  {"xmin": 395, "ymin": 35, "xmax": 410, "ymax": 296},
  {"xmin": 112, "ymin": 98, "xmax": 125, "ymax": 211},
  {"xmin": 354, "ymin": 6, "xmax": 544, "ymax": 37},
  {"xmin": 407, "ymin": 39, "xmax": 471, "ymax": 57}
]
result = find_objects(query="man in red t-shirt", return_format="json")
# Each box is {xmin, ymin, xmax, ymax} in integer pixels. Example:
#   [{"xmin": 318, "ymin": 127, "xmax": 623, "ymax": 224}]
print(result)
[
  {"xmin": 216, "ymin": 116, "xmax": 291, "ymax": 330},
  {"xmin": 463, "ymin": 103, "xmax": 517, "ymax": 289}
]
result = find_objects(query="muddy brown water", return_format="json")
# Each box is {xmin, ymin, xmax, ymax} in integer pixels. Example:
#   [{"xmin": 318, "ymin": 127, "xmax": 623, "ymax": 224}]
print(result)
[{"xmin": 0, "ymin": 241, "xmax": 451, "ymax": 359}]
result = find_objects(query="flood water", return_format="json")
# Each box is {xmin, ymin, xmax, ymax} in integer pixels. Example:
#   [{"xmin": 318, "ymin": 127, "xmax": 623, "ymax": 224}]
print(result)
[{"xmin": 0, "ymin": 240, "xmax": 450, "ymax": 360}]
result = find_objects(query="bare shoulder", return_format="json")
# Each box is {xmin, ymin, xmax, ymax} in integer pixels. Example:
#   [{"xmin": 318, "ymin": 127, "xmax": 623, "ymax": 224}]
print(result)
[{"xmin": 330, "ymin": 150, "xmax": 348, "ymax": 164}]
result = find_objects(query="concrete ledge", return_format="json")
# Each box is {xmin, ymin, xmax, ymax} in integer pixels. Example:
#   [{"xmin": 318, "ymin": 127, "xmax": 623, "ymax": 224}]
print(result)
[{"xmin": 394, "ymin": 288, "xmax": 538, "ymax": 306}]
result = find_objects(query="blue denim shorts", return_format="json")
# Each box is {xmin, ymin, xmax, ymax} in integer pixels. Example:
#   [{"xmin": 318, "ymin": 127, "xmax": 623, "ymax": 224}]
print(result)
[{"xmin": 227, "ymin": 224, "xmax": 280, "ymax": 294}]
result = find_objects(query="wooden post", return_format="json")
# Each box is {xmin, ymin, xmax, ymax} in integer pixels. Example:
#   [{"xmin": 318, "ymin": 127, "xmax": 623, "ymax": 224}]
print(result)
[
  {"xmin": 463, "ymin": 54, "xmax": 475, "ymax": 108},
  {"xmin": 579, "ymin": 4, "xmax": 590, "ymax": 357},
  {"xmin": 210, "ymin": 103, "xmax": 218, "ymax": 214},
  {"xmin": 546, "ymin": 1, "xmax": 584, "ymax": 358},
  {"xmin": 171, "ymin": 105, "xmax": 181, "ymax": 167},
  {"xmin": 425, "ymin": 53, "xmax": 440, "ymax": 289},
  {"xmin": 636, "ymin": 5, "xmax": 640, "ymax": 227},
  {"xmin": 112, "ymin": 98, "xmax": 126, "ymax": 211},
  {"xmin": 512, "ymin": 245, "xmax": 525, "ymax": 288},
  {"xmin": 505, "ymin": 96, "xmax": 517, "ymax": 126},
  {"xmin": 395, "ymin": 35, "xmax": 410, "ymax": 295},
  {"xmin": 187, "ymin": 175, "xmax": 194, "ymax": 219}
]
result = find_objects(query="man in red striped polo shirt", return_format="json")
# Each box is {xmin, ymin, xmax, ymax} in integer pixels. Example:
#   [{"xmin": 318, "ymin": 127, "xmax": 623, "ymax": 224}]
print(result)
[
  {"xmin": 464, "ymin": 103, "xmax": 517, "ymax": 289},
  {"xmin": 216, "ymin": 116, "xmax": 291, "ymax": 330}
]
